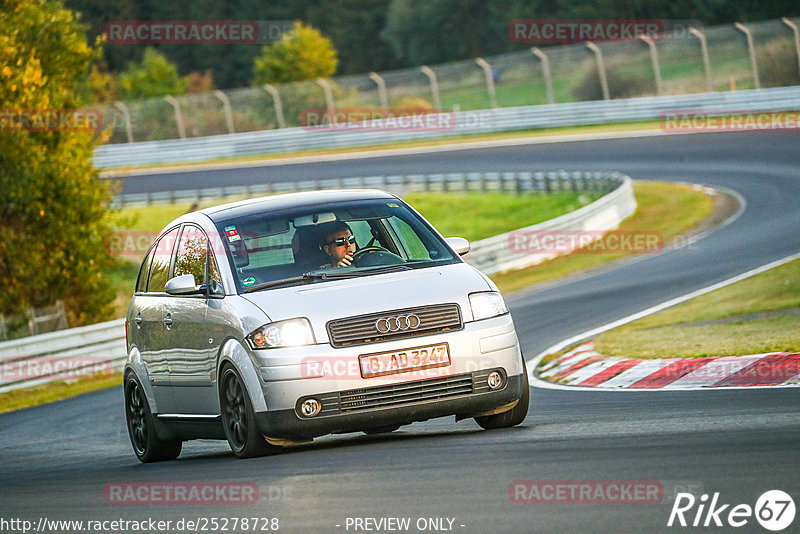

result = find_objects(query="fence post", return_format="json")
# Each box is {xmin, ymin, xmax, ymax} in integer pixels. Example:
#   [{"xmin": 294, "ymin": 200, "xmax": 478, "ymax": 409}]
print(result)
[
  {"xmin": 640, "ymin": 34, "xmax": 663, "ymax": 96},
  {"xmin": 213, "ymin": 90, "xmax": 236, "ymax": 134},
  {"xmin": 263, "ymin": 84, "xmax": 286, "ymax": 128},
  {"xmin": 783, "ymin": 18, "xmax": 800, "ymax": 82},
  {"xmin": 474, "ymin": 57, "xmax": 499, "ymax": 109},
  {"xmin": 369, "ymin": 72, "xmax": 390, "ymax": 113},
  {"xmin": 112, "ymin": 101, "xmax": 134, "ymax": 143},
  {"xmin": 530, "ymin": 48, "xmax": 555, "ymax": 104},
  {"xmin": 734, "ymin": 22, "xmax": 761, "ymax": 89},
  {"xmin": 585, "ymin": 42, "xmax": 610, "ymax": 100},
  {"xmin": 163, "ymin": 95, "xmax": 186, "ymax": 139},
  {"xmin": 689, "ymin": 27, "xmax": 714, "ymax": 92},
  {"xmin": 420, "ymin": 66, "xmax": 442, "ymax": 109},
  {"xmin": 316, "ymin": 78, "xmax": 336, "ymax": 121}
]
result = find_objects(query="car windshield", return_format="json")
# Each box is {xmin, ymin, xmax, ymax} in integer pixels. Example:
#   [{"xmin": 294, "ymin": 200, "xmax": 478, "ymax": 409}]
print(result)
[{"xmin": 214, "ymin": 198, "xmax": 459, "ymax": 291}]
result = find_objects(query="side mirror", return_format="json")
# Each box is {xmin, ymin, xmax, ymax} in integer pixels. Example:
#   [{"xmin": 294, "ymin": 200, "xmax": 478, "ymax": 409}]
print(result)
[
  {"xmin": 446, "ymin": 237, "xmax": 470, "ymax": 256},
  {"xmin": 165, "ymin": 274, "xmax": 204, "ymax": 295}
]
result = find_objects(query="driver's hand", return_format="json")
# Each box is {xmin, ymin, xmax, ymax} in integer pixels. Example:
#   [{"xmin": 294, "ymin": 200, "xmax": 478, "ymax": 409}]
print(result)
[{"xmin": 337, "ymin": 253, "xmax": 353, "ymax": 267}]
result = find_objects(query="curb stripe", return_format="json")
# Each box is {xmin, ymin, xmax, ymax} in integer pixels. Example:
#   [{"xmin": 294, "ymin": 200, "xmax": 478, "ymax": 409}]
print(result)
[
  {"xmin": 535, "ymin": 342, "xmax": 800, "ymax": 390},
  {"xmin": 629, "ymin": 358, "xmax": 716, "ymax": 389},
  {"xmin": 714, "ymin": 353, "xmax": 800, "ymax": 387},
  {"xmin": 551, "ymin": 356, "xmax": 604, "ymax": 381},
  {"xmin": 578, "ymin": 359, "xmax": 643, "ymax": 386}
]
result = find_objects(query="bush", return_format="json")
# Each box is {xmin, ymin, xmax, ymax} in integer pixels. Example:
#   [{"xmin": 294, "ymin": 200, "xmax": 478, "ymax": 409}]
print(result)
[
  {"xmin": 253, "ymin": 22, "xmax": 338, "ymax": 85},
  {"xmin": 758, "ymin": 37, "xmax": 800, "ymax": 88},
  {"xmin": 572, "ymin": 61, "xmax": 653, "ymax": 101}
]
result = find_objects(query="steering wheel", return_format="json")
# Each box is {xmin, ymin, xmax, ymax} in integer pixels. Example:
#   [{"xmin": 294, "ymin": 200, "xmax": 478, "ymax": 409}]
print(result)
[{"xmin": 351, "ymin": 246, "xmax": 404, "ymax": 267}]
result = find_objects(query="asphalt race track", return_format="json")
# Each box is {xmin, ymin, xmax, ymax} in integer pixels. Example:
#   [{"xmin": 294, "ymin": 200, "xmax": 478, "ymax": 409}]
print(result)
[{"xmin": 2, "ymin": 131, "xmax": 799, "ymax": 533}]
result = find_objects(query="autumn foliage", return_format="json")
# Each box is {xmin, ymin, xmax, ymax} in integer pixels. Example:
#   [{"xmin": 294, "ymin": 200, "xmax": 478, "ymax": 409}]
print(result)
[{"xmin": 0, "ymin": 0, "xmax": 115, "ymax": 325}]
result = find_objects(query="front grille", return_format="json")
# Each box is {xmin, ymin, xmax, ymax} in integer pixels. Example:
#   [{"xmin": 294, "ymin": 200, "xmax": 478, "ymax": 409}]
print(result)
[
  {"xmin": 327, "ymin": 304, "xmax": 462, "ymax": 347},
  {"xmin": 297, "ymin": 372, "xmax": 479, "ymax": 417}
]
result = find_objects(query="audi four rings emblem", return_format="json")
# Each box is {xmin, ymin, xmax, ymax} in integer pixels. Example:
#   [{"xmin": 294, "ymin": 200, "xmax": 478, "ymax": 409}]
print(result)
[{"xmin": 375, "ymin": 314, "xmax": 421, "ymax": 333}]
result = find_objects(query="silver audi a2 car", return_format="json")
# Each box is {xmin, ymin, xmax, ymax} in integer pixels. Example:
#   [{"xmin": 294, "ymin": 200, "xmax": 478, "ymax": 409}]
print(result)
[{"xmin": 124, "ymin": 190, "xmax": 528, "ymax": 461}]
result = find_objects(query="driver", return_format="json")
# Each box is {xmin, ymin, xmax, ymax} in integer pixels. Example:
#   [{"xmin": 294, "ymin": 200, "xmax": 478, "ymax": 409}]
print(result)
[{"xmin": 320, "ymin": 221, "xmax": 356, "ymax": 268}]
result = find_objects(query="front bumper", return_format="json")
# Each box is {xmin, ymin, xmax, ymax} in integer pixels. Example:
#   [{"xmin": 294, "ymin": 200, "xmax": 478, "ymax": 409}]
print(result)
[
  {"xmin": 250, "ymin": 314, "xmax": 524, "ymax": 439},
  {"xmin": 255, "ymin": 371, "xmax": 524, "ymax": 439}
]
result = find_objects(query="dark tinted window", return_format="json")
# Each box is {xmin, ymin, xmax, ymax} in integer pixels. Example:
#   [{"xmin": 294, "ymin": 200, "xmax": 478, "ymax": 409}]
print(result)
[{"xmin": 215, "ymin": 199, "xmax": 458, "ymax": 290}]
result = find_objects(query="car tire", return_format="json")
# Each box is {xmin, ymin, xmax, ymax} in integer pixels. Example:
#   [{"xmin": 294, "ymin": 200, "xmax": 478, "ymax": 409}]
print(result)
[
  {"xmin": 124, "ymin": 374, "xmax": 182, "ymax": 463},
  {"xmin": 219, "ymin": 364, "xmax": 281, "ymax": 459},
  {"xmin": 474, "ymin": 358, "xmax": 530, "ymax": 430}
]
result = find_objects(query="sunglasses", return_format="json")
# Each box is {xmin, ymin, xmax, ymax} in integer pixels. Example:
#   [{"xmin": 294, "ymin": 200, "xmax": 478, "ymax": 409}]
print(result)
[{"xmin": 326, "ymin": 235, "xmax": 356, "ymax": 247}]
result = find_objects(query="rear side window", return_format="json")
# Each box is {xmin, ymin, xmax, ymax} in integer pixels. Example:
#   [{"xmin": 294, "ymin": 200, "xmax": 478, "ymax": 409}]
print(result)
[
  {"xmin": 146, "ymin": 227, "xmax": 179, "ymax": 293},
  {"xmin": 135, "ymin": 246, "xmax": 155, "ymax": 293}
]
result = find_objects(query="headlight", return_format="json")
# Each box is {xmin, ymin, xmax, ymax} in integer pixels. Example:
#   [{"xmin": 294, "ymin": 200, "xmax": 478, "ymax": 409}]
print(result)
[
  {"xmin": 246, "ymin": 318, "xmax": 315, "ymax": 349},
  {"xmin": 469, "ymin": 291, "xmax": 508, "ymax": 321}
]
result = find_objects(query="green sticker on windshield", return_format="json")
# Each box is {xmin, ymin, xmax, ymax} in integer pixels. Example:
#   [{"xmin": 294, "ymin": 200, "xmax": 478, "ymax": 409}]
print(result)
[{"xmin": 242, "ymin": 277, "xmax": 256, "ymax": 286}]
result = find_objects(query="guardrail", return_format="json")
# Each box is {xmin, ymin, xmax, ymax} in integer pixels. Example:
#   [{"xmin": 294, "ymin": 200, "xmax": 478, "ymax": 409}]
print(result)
[
  {"xmin": 0, "ymin": 319, "xmax": 126, "ymax": 394},
  {"xmin": 3, "ymin": 170, "xmax": 634, "ymax": 393},
  {"xmin": 465, "ymin": 172, "xmax": 635, "ymax": 273},
  {"xmin": 94, "ymin": 85, "xmax": 800, "ymax": 168},
  {"xmin": 113, "ymin": 169, "xmax": 622, "ymax": 207}
]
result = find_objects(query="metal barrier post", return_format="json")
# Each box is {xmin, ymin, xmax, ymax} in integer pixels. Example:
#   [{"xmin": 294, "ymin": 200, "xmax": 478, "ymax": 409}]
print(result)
[
  {"xmin": 316, "ymin": 78, "xmax": 336, "ymax": 119},
  {"xmin": 163, "ymin": 95, "xmax": 186, "ymax": 139},
  {"xmin": 531, "ymin": 47, "xmax": 555, "ymax": 104},
  {"xmin": 213, "ymin": 90, "xmax": 235, "ymax": 134},
  {"xmin": 735, "ymin": 22, "xmax": 761, "ymax": 89},
  {"xmin": 586, "ymin": 42, "xmax": 610, "ymax": 100},
  {"xmin": 475, "ymin": 57, "xmax": 499, "ymax": 108},
  {"xmin": 369, "ymin": 72, "xmax": 390, "ymax": 113},
  {"xmin": 263, "ymin": 84, "xmax": 286, "ymax": 129},
  {"xmin": 689, "ymin": 27, "xmax": 714, "ymax": 92},
  {"xmin": 640, "ymin": 34, "xmax": 663, "ymax": 96},
  {"xmin": 112, "ymin": 101, "xmax": 134, "ymax": 143},
  {"xmin": 783, "ymin": 18, "xmax": 800, "ymax": 82},
  {"xmin": 420, "ymin": 66, "xmax": 441, "ymax": 109}
]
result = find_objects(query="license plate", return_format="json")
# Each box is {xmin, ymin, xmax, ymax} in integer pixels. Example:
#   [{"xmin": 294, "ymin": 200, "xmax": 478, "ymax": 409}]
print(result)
[{"xmin": 359, "ymin": 343, "xmax": 451, "ymax": 378}]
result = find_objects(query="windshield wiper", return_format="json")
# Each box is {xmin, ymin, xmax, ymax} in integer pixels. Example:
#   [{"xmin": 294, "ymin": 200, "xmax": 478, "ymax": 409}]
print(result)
[
  {"xmin": 242, "ymin": 272, "xmax": 327, "ymax": 292},
  {"xmin": 243, "ymin": 265, "xmax": 413, "ymax": 292}
]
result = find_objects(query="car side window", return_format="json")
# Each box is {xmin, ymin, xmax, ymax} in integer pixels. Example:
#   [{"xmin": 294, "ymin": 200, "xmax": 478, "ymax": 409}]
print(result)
[
  {"xmin": 146, "ymin": 227, "xmax": 180, "ymax": 293},
  {"xmin": 174, "ymin": 225, "xmax": 224, "ymax": 295},
  {"xmin": 135, "ymin": 245, "xmax": 155, "ymax": 293}
]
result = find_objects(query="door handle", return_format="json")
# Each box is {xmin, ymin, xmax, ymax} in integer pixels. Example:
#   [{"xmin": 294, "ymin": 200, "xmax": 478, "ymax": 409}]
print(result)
[
  {"xmin": 134, "ymin": 313, "xmax": 142, "ymax": 328},
  {"xmin": 163, "ymin": 313, "xmax": 173, "ymax": 328}
]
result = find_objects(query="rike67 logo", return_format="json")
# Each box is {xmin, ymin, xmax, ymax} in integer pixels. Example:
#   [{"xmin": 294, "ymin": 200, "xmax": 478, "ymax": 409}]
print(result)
[{"xmin": 668, "ymin": 490, "xmax": 795, "ymax": 531}]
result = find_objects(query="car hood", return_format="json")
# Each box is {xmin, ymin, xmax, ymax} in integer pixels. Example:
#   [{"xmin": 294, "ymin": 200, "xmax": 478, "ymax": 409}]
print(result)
[{"xmin": 241, "ymin": 262, "xmax": 492, "ymax": 341}]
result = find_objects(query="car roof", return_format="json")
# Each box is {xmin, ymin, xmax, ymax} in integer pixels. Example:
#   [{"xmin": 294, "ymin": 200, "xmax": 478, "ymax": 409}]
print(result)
[{"xmin": 198, "ymin": 189, "xmax": 399, "ymax": 223}]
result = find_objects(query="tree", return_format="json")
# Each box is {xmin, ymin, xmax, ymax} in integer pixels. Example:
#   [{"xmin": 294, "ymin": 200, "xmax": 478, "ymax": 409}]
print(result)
[
  {"xmin": 252, "ymin": 22, "xmax": 338, "ymax": 84},
  {"xmin": 381, "ymin": 0, "xmax": 491, "ymax": 65},
  {"xmin": 0, "ymin": 0, "xmax": 115, "ymax": 325},
  {"xmin": 118, "ymin": 47, "xmax": 187, "ymax": 99}
]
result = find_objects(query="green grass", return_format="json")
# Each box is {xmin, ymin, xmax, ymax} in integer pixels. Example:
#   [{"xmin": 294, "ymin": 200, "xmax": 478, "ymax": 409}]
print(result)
[
  {"xmin": 405, "ymin": 191, "xmax": 601, "ymax": 241},
  {"xmin": 0, "ymin": 373, "xmax": 122, "ymax": 415},
  {"xmin": 490, "ymin": 182, "xmax": 714, "ymax": 293},
  {"xmin": 594, "ymin": 258, "xmax": 800, "ymax": 359}
]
